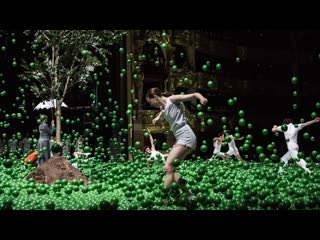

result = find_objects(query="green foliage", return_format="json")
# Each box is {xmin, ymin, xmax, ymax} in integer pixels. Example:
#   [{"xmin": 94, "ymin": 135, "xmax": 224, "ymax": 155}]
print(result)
[{"xmin": 19, "ymin": 30, "xmax": 126, "ymax": 100}]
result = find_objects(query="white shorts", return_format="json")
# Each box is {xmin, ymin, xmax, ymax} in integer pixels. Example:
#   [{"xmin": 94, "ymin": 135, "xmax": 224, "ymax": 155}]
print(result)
[
  {"xmin": 174, "ymin": 124, "xmax": 196, "ymax": 150},
  {"xmin": 227, "ymin": 149, "xmax": 239, "ymax": 156},
  {"xmin": 213, "ymin": 151, "xmax": 225, "ymax": 157}
]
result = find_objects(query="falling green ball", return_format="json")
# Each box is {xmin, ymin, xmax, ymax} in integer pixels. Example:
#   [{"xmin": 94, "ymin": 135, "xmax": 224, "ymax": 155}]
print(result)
[
  {"xmin": 196, "ymin": 104, "xmax": 203, "ymax": 111},
  {"xmin": 236, "ymin": 57, "xmax": 240, "ymax": 63},
  {"xmin": 221, "ymin": 116, "xmax": 227, "ymax": 123},
  {"xmin": 315, "ymin": 102, "xmax": 320, "ymax": 109},
  {"xmin": 207, "ymin": 118, "xmax": 213, "ymax": 126},
  {"xmin": 161, "ymin": 43, "xmax": 167, "ymax": 49},
  {"xmin": 293, "ymin": 104, "xmax": 298, "ymax": 110},
  {"xmin": 310, "ymin": 112, "xmax": 318, "ymax": 119},
  {"xmin": 238, "ymin": 118, "xmax": 246, "ymax": 127},
  {"xmin": 227, "ymin": 99, "xmax": 234, "ymax": 106},
  {"xmin": 119, "ymin": 48, "xmax": 124, "ymax": 54},
  {"xmin": 247, "ymin": 123, "xmax": 253, "ymax": 129},
  {"xmin": 303, "ymin": 132, "xmax": 310, "ymax": 139},
  {"xmin": 291, "ymin": 76, "xmax": 298, "ymax": 85},
  {"xmin": 292, "ymin": 91, "xmax": 298, "ymax": 97},
  {"xmin": 256, "ymin": 146, "xmax": 263, "ymax": 154},
  {"xmin": 200, "ymin": 145, "xmax": 208, "ymax": 152},
  {"xmin": 197, "ymin": 112, "xmax": 204, "ymax": 119},
  {"xmin": 216, "ymin": 63, "xmax": 222, "ymax": 71},
  {"xmin": 207, "ymin": 80, "xmax": 214, "ymax": 88},
  {"xmin": 261, "ymin": 129, "xmax": 268, "ymax": 135},
  {"xmin": 238, "ymin": 110, "xmax": 245, "ymax": 117},
  {"xmin": 202, "ymin": 64, "xmax": 208, "ymax": 72}
]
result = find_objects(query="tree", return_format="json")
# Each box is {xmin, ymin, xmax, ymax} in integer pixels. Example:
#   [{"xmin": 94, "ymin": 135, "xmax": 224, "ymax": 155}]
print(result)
[{"xmin": 19, "ymin": 30, "xmax": 126, "ymax": 143}]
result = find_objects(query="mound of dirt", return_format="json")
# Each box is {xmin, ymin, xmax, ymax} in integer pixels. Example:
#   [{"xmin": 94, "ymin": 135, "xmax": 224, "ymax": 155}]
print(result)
[{"xmin": 25, "ymin": 156, "xmax": 89, "ymax": 185}]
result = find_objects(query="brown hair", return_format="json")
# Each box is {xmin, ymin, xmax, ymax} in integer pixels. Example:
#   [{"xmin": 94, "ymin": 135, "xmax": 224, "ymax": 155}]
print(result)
[{"xmin": 146, "ymin": 88, "xmax": 173, "ymax": 99}]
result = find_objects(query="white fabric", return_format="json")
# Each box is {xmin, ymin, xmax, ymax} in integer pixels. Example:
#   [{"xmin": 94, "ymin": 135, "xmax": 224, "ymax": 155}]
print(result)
[
  {"xmin": 148, "ymin": 150, "xmax": 165, "ymax": 163},
  {"xmin": 213, "ymin": 140, "xmax": 225, "ymax": 157},
  {"xmin": 162, "ymin": 98, "xmax": 196, "ymax": 150},
  {"xmin": 227, "ymin": 138, "xmax": 239, "ymax": 156},
  {"xmin": 162, "ymin": 97, "xmax": 188, "ymax": 133}
]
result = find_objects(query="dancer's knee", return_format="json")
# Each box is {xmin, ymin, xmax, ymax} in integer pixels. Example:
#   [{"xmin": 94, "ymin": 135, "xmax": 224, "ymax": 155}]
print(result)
[{"xmin": 163, "ymin": 164, "xmax": 175, "ymax": 174}]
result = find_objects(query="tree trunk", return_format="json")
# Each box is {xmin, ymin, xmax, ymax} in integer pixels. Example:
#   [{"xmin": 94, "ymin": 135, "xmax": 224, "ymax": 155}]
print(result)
[{"xmin": 55, "ymin": 100, "xmax": 62, "ymax": 144}]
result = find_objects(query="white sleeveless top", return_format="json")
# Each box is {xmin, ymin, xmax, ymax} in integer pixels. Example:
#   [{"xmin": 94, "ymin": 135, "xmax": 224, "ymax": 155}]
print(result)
[{"xmin": 161, "ymin": 97, "xmax": 188, "ymax": 134}]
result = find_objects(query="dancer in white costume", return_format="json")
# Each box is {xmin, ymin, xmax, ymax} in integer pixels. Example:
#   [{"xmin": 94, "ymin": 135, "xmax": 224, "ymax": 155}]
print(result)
[
  {"xmin": 272, "ymin": 117, "xmax": 320, "ymax": 174},
  {"xmin": 225, "ymin": 130, "xmax": 245, "ymax": 163},
  {"xmin": 144, "ymin": 128, "xmax": 167, "ymax": 167},
  {"xmin": 146, "ymin": 87, "xmax": 208, "ymax": 202},
  {"xmin": 210, "ymin": 133, "xmax": 226, "ymax": 160}
]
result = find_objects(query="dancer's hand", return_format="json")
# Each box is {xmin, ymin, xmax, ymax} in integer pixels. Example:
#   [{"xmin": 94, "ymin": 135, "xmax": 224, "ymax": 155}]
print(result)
[{"xmin": 199, "ymin": 96, "xmax": 208, "ymax": 105}]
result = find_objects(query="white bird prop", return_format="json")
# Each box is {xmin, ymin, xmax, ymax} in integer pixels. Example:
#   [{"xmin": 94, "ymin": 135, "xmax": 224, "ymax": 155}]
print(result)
[{"xmin": 34, "ymin": 99, "xmax": 68, "ymax": 110}]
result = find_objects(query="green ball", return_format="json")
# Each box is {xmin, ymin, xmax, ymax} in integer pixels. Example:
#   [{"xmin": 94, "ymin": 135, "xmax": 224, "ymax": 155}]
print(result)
[
  {"xmin": 311, "ymin": 112, "xmax": 318, "ymax": 119},
  {"xmin": 162, "ymin": 142, "xmax": 168, "ymax": 150},
  {"xmin": 197, "ymin": 112, "xmax": 204, "ymax": 119},
  {"xmin": 267, "ymin": 144, "xmax": 273, "ymax": 151},
  {"xmin": 243, "ymin": 143, "xmax": 250, "ymax": 151},
  {"xmin": 119, "ymin": 48, "xmax": 124, "ymax": 54},
  {"xmin": 221, "ymin": 116, "xmax": 227, "ymax": 123},
  {"xmin": 161, "ymin": 43, "xmax": 167, "ymax": 49},
  {"xmin": 247, "ymin": 123, "xmax": 253, "ymax": 129},
  {"xmin": 298, "ymin": 152, "xmax": 305, "ymax": 159},
  {"xmin": 224, "ymin": 136, "xmax": 231, "ymax": 143},
  {"xmin": 291, "ymin": 76, "xmax": 298, "ymax": 85},
  {"xmin": 84, "ymin": 146, "xmax": 91, "ymax": 153},
  {"xmin": 292, "ymin": 91, "xmax": 298, "ymax": 97},
  {"xmin": 172, "ymin": 159, "xmax": 181, "ymax": 167},
  {"xmin": 238, "ymin": 118, "xmax": 246, "ymax": 127},
  {"xmin": 196, "ymin": 104, "xmax": 203, "ymax": 111},
  {"xmin": 311, "ymin": 150, "xmax": 318, "ymax": 157},
  {"xmin": 200, "ymin": 145, "xmax": 208, "ymax": 152},
  {"xmin": 238, "ymin": 110, "xmax": 245, "ymax": 117},
  {"xmin": 246, "ymin": 134, "xmax": 253, "ymax": 141},
  {"xmin": 281, "ymin": 124, "xmax": 288, "ymax": 132},
  {"xmin": 261, "ymin": 129, "xmax": 268, "ymax": 136},
  {"xmin": 303, "ymin": 132, "xmax": 310, "ymax": 139},
  {"xmin": 202, "ymin": 64, "xmax": 208, "ymax": 72},
  {"xmin": 315, "ymin": 102, "xmax": 320, "ymax": 109},
  {"xmin": 134, "ymin": 141, "xmax": 141, "ymax": 148},
  {"xmin": 256, "ymin": 146, "xmax": 263, "ymax": 154},
  {"xmin": 207, "ymin": 81, "xmax": 214, "ymax": 88},
  {"xmin": 216, "ymin": 63, "xmax": 222, "ymax": 71},
  {"xmin": 236, "ymin": 57, "xmax": 240, "ymax": 63},
  {"xmin": 227, "ymin": 99, "xmax": 234, "ymax": 106},
  {"xmin": 293, "ymin": 104, "xmax": 298, "ymax": 110},
  {"xmin": 234, "ymin": 132, "xmax": 240, "ymax": 139},
  {"xmin": 207, "ymin": 118, "xmax": 213, "ymax": 126}
]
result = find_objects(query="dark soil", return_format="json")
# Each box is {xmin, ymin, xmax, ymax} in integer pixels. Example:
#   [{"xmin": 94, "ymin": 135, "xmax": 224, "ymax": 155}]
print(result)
[{"xmin": 25, "ymin": 156, "xmax": 89, "ymax": 185}]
